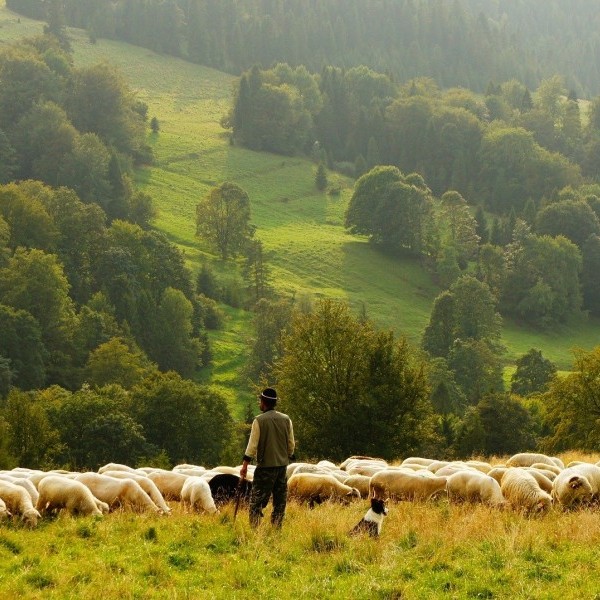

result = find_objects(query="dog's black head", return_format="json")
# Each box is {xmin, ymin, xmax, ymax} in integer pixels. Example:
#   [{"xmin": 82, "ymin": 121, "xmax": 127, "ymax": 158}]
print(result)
[{"xmin": 370, "ymin": 496, "xmax": 388, "ymax": 516}]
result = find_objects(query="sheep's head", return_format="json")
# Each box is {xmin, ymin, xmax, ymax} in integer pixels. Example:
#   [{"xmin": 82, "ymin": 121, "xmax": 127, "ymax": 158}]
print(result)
[{"xmin": 23, "ymin": 508, "xmax": 41, "ymax": 527}]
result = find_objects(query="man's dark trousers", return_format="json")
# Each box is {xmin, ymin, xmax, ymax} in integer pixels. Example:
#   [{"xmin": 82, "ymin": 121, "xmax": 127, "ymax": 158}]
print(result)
[{"xmin": 249, "ymin": 465, "xmax": 288, "ymax": 527}]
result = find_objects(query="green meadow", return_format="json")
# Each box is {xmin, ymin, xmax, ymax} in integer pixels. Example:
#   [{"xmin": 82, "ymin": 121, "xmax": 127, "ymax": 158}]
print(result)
[{"xmin": 1, "ymin": 3, "xmax": 599, "ymax": 414}]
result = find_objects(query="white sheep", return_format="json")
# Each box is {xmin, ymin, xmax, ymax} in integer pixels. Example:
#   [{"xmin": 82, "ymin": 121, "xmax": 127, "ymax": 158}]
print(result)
[
  {"xmin": 101, "ymin": 470, "xmax": 171, "ymax": 514},
  {"xmin": 340, "ymin": 456, "xmax": 388, "ymax": 471},
  {"xmin": 447, "ymin": 470, "xmax": 507, "ymax": 507},
  {"xmin": 292, "ymin": 463, "xmax": 348, "ymax": 483},
  {"xmin": 531, "ymin": 462, "xmax": 561, "ymax": 476},
  {"xmin": 288, "ymin": 473, "xmax": 361, "ymax": 506},
  {"xmin": 75, "ymin": 472, "xmax": 163, "ymax": 514},
  {"xmin": 401, "ymin": 457, "xmax": 436, "ymax": 467},
  {"xmin": 98, "ymin": 462, "xmax": 138, "ymax": 474},
  {"xmin": 565, "ymin": 463, "xmax": 600, "ymax": 498},
  {"xmin": 398, "ymin": 463, "xmax": 428, "ymax": 472},
  {"xmin": 506, "ymin": 452, "xmax": 564, "ymax": 469},
  {"xmin": 346, "ymin": 464, "xmax": 387, "ymax": 477},
  {"xmin": 487, "ymin": 467, "xmax": 509, "ymax": 486},
  {"xmin": 426, "ymin": 460, "xmax": 452, "ymax": 473},
  {"xmin": 147, "ymin": 470, "xmax": 189, "ymax": 500},
  {"xmin": 552, "ymin": 467, "xmax": 594, "ymax": 508},
  {"xmin": 172, "ymin": 467, "xmax": 207, "ymax": 477},
  {"xmin": 524, "ymin": 468, "xmax": 554, "ymax": 494},
  {"xmin": 434, "ymin": 464, "xmax": 475, "ymax": 478},
  {"xmin": 0, "ymin": 480, "xmax": 40, "ymax": 526},
  {"xmin": 173, "ymin": 463, "xmax": 206, "ymax": 472},
  {"xmin": 0, "ymin": 498, "xmax": 11, "ymax": 519},
  {"xmin": 180, "ymin": 476, "xmax": 218, "ymax": 513},
  {"xmin": 317, "ymin": 460, "xmax": 339, "ymax": 470},
  {"xmin": 342, "ymin": 475, "xmax": 372, "ymax": 499},
  {"xmin": 500, "ymin": 468, "xmax": 552, "ymax": 513},
  {"xmin": 36, "ymin": 476, "xmax": 108, "ymax": 517},
  {"xmin": 465, "ymin": 460, "xmax": 493, "ymax": 474},
  {"xmin": 0, "ymin": 474, "xmax": 39, "ymax": 505},
  {"xmin": 370, "ymin": 470, "xmax": 448, "ymax": 501}
]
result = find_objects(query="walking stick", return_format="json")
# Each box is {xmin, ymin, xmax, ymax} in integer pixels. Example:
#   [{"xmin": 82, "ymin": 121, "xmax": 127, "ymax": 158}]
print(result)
[{"xmin": 233, "ymin": 475, "xmax": 245, "ymax": 521}]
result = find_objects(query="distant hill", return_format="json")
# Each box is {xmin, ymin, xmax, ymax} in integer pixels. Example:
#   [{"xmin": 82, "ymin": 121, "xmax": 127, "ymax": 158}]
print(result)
[
  {"xmin": 1, "ymin": 1, "xmax": 598, "ymax": 387},
  {"xmin": 7, "ymin": 0, "xmax": 600, "ymax": 97}
]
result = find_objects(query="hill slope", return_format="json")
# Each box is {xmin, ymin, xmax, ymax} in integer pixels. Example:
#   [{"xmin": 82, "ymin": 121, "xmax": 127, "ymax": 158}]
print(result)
[{"xmin": 1, "ymin": 4, "xmax": 598, "ymax": 396}]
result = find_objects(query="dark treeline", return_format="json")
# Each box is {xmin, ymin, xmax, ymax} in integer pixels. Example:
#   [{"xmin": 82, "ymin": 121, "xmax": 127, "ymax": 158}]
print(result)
[{"xmin": 7, "ymin": 0, "xmax": 600, "ymax": 97}]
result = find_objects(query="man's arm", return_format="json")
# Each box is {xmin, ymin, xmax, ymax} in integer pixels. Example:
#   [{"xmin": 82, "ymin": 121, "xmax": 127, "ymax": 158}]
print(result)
[
  {"xmin": 288, "ymin": 419, "xmax": 296, "ymax": 460},
  {"xmin": 240, "ymin": 419, "xmax": 260, "ymax": 479}
]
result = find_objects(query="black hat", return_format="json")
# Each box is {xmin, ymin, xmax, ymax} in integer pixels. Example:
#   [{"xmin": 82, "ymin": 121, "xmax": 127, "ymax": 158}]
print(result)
[{"xmin": 260, "ymin": 387, "xmax": 278, "ymax": 404}]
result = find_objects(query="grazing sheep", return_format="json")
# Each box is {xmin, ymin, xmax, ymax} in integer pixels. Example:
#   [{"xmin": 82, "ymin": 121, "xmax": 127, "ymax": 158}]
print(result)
[
  {"xmin": 465, "ymin": 460, "xmax": 493, "ymax": 474},
  {"xmin": 317, "ymin": 460, "xmax": 339, "ymax": 470},
  {"xmin": 212, "ymin": 465, "xmax": 242, "ymax": 477},
  {"xmin": 27, "ymin": 471, "xmax": 56, "ymax": 488},
  {"xmin": 291, "ymin": 463, "xmax": 331, "ymax": 476},
  {"xmin": 147, "ymin": 470, "xmax": 189, "ymax": 500},
  {"xmin": 370, "ymin": 470, "xmax": 448, "ymax": 502},
  {"xmin": 98, "ymin": 463, "xmax": 138, "ymax": 474},
  {"xmin": 173, "ymin": 464, "xmax": 206, "ymax": 473},
  {"xmin": 101, "ymin": 470, "xmax": 171, "ymax": 514},
  {"xmin": 488, "ymin": 467, "xmax": 509, "ymax": 486},
  {"xmin": 531, "ymin": 462, "xmax": 561, "ymax": 476},
  {"xmin": 524, "ymin": 469, "xmax": 554, "ymax": 494},
  {"xmin": 401, "ymin": 457, "xmax": 436, "ymax": 467},
  {"xmin": 552, "ymin": 467, "xmax": 594, "ymax": 508},
  {"xmin": 0, "ymin": 480, "xmax": 40, "ymax": 526},
  {"xmin": 398, "ymin": 463, "xmax": 428, "ymax": 472},
  {"xmin": 172, "ymin": 467, "xmax": 207, "ymax": 477},
  {"xmin": 0, "ymin": 498, "xmax": 11, "ymax": 519},
  {"xmin": 447, "ymin": 471, "xmax": 506, "ymax": 507},
  {"xmin": 554, "ymin": 463, "xmax": 600, "ymax": 506},
  {"xmin": 0, "ymin": 474, "xmax": 39, "ymax": 505},
  {"xmin": 346, "ymin": 464, "xmax": 387, "ymax": 477},
  {"xmin": 288, "ymin": 473, "xmax": 361, "ymax": 507},
  {"xmin": 506, "ymin": 453, "xmax": 564, "ymax": 470},
  {"xmin": 426, "ymin": 461, "xmax": 452, "ymax": 473},
  {"xmin": 181, "ymin": 477, "xmax": 218, "ymax": 513},
  {"xmin": 342, "ymin": 475, "xmax": 372, "ymax": 499},
  {"xmin": 340, "ymin": 456, "xmax": 387, "ymax": 471},
  {"xmin": 75, "ymin": 472, "xmax": 163, "ymax": 514},
  {"xmin": 500, "ymin": 469, "xmax": 552, "ymax": 514},
  {"xmin": 37, "ymin": 476, "xmax": 108, "ymax": 517},
  {"xmin": 434, "ymin": 464, "xmax": 475, "ymax": 478},
  {"xmin": 570, "ymin": 463, "xmax": 600, "ymax": 497},
  {"xmin": 207, "ymin": 473, "xmax": 252, "ymax": 507}
]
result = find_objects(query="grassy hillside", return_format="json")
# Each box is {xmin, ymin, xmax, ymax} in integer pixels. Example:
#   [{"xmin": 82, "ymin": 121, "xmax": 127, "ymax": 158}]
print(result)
[{"xmin": 1, "ymin": 3, "xmax": 599, "ymax": 412}]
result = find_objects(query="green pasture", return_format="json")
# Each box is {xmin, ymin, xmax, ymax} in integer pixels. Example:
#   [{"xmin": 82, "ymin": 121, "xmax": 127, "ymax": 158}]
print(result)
[
  {"xmin": 0, "ymin": 2, "xmax": 598, "ymax": 398},
  {"xmin": 3, "ymin": 484, "xmax": 600, "ymax": 600}
]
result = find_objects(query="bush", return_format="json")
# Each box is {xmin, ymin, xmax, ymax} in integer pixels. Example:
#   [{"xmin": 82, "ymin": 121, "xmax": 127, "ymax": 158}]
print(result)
[{"xmin": 196, "ymin": 294, "xmax": 224, "ymax": 330}]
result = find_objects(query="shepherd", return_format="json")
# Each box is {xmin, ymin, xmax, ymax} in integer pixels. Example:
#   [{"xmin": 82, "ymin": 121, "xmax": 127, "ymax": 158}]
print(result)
[{"xmin": 239, "ymin": 387, "xmax": 295, "ymax": 528}]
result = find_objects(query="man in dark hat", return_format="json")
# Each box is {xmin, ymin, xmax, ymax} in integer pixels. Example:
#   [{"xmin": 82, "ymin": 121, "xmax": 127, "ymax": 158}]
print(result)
[{"xmin": 239, "ymin": 387, "xmax": 295, "ymax": 528}]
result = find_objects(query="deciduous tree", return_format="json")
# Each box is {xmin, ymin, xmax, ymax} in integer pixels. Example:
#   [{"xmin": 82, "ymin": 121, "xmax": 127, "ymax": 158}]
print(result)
[
  {"xmin": 196, "ymin": 182, "xmax": 253, "ymax": 260},
  {"xmin": 275, "ymin": 299, "xmax": 434, "ymax": 460}
]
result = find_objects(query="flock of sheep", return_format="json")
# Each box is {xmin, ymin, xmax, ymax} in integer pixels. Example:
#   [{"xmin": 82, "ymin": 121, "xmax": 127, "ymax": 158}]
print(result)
[
  {"xmin": 1, "ymin": 451, "xmax": 598, "ymax": 528},
  {"xmin": 287, "ymin": 452, "xmax": 599, "ymax": 514}
]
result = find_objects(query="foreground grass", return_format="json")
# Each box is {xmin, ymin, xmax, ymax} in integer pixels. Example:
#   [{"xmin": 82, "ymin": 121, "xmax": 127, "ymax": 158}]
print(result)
[
  {"xmin": 3, "ymin": 494, "xmax": 600, "ymax": 599},
  {"xmin": 2, "ymin": 453, "xmax": 600, "ymax": 599}
]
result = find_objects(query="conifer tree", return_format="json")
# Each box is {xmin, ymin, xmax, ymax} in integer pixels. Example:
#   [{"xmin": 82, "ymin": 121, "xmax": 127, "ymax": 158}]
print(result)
[{"xmin": 315, "ymin": 162, "xmax": 328, "ymax": 191}]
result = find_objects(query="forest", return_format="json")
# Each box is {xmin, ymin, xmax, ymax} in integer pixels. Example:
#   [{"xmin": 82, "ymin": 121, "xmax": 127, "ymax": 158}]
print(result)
[
  {"xmin": 7, "ymin": 0, "xmax": 600, "ymax": 96},
  {"xmin": 2, "ymin": 2, "xmax": 600, "ymax": 472}
]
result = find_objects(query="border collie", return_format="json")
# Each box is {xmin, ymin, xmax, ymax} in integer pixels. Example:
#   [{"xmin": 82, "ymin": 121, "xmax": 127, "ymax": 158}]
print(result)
[{"xmin": 350, "ymin": 497, "xmax": 388, "ymax": 537}]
